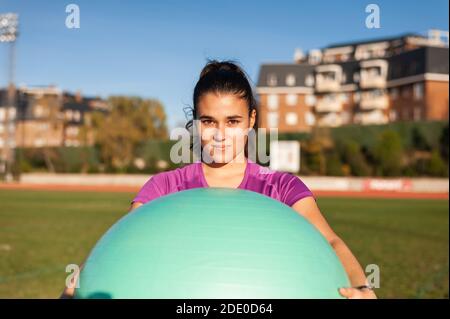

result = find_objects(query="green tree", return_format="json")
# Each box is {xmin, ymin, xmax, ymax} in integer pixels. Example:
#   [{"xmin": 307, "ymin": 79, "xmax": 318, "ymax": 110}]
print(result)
[
  {"xmin": 427, "ymin": 150, "xmax": 448, "ymax": 177},
  {"xmin": 340, "ymin": 141, "xmax": 371, "ymax": 176},
  {"xmin": 412, "ymin": 126, "xmax": 431, "ymax": 151},
  {"xmin": 325, "ymin": 151, "xmax": 344, "ymax": 176},
  {"xmin": 373, "ymin": 130, "xmax": 404, "ymax": 176},
  {"xmin": 439, "ymin": 124, "xmax": 449, "ymax": 162},
  {"xmin": 90, "ymin": 96, "xmax": 168, "ymax": 171}
]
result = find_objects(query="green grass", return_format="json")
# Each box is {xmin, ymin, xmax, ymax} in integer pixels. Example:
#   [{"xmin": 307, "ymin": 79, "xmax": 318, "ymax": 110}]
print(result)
[{"xmin": 0, "ymin": 190, "xmax": 448, "ymax": 298}]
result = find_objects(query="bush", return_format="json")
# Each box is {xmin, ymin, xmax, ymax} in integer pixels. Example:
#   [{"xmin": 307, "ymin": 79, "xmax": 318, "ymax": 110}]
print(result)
[
  {"xmin": 302, "ymin": 141, "xmax": 326, "ymax": 175},
  {"xmin": 412, "ymin": 126, "xmax": 431, "ymax": 151},
  {"xmin": 339, "ymin": 141, "xmax": 372, "ymax": 176},
  {"xmin": 373, "ymin": 130, "xmax": 404, "ymax": 176},
  {"xmin": 325, "ymin": 151, "xmax": 345, "ymax": 176},
  {"xmin": 439, "ymin": 124, "xmax": 449, "ymax": 161},
  {"xmin": 427, "ymin": 150, "xmax": 448, "ymax": 177}
]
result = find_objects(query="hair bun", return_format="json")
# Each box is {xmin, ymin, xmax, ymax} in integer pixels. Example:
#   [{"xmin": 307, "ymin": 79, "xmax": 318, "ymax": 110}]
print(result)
[{"xmin": 199, "ymin": 60, "xmax": 245, "ymax": 79}]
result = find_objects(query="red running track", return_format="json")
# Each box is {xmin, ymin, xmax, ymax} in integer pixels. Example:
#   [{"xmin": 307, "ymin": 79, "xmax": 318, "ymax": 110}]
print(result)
[{"xmin": 0, "ymin": 183, "xmax": 448, "ymax": 200}]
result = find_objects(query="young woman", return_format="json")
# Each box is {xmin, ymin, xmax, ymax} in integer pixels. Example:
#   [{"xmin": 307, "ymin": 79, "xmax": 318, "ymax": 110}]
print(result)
[
  {"xmin": 130, "ymin": 60, "xmax": 376, "ymax": 299},
  {"xmin": 62, "ymin": 60, "xmax": 376, "ymax": 299}
]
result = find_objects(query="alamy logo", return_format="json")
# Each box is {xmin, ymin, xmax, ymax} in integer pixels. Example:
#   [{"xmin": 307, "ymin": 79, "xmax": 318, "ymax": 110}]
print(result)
[
  {"xmin": 65, "ymin": 4, "xmax": 80, "ymax": 29},
  {"xmin": 65, "ymin": 264, "xmax": 80, "ymax": 289},
  {"xmin": 365, "ymin": 4, "xmax": 381, "ymax": 29}
]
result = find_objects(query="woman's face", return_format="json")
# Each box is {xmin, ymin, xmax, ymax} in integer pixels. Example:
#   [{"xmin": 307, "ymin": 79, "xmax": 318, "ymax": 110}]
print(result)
[{"xmin": 196, "ymin": 92, "xmax": 256, "ymax": 164}]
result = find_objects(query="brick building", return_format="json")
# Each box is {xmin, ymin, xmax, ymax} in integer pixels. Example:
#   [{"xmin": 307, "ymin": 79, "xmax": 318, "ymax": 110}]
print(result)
[
  {"xmin": 0, "ymin": 85, "xmax": 109, "ymax": 159},
  {"xmin": 256, "ymin": 29, "xmax": 449, "ymax": 132}
]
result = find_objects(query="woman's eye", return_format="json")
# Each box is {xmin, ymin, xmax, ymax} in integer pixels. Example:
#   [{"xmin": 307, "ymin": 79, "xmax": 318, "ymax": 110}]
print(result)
[
  {"xmin": 228, "ymin": 120, "xmax": 240, "ymax": 125},
  {"xmin": 201, "ymin": 120, "xmax": 214, "ymax": 126}
]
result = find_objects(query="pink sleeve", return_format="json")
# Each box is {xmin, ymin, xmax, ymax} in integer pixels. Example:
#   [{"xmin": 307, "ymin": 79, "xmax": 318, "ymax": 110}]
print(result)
[
  {"xmin": 280, "ymin": 173, "xmax": 315, "ymax": 207},
  {"xmin": 131, "ymin": 173, "xmax": 167, "ymax": 205}
]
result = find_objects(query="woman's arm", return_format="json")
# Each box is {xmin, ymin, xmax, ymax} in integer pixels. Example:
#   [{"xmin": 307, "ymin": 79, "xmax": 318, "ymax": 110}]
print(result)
[
  {"xmin": 59, "ymin": 201, "xmax": 144, "ymax": 299},
  {"xmin": 291, "ymin": 197, "xmax": 377, "ymax": 299}
]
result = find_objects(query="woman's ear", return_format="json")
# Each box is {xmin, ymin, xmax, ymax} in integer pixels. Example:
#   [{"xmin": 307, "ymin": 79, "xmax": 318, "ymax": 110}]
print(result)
[{"xmin": 249, "ymin": 109, "xmax": 257, "ymax": 129}]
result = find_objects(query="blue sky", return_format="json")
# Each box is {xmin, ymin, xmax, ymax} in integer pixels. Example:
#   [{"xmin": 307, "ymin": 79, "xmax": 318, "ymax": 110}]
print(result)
[{"xmin": 0, "ymin": 0, "xmax": 448, "ymax": 129}]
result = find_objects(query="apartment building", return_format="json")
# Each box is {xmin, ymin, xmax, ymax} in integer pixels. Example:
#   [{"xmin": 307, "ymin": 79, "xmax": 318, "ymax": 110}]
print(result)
[
  {"xmin": 62, "ymin": 91, "xmax": 109, "ymax": 147},
  {"xmin": 256, "ymin": 29, "xmax": 449, "ymax": 132},
  {"xmin": 0, "ymin": 86, "xmax": 109, "ymax": 159}
]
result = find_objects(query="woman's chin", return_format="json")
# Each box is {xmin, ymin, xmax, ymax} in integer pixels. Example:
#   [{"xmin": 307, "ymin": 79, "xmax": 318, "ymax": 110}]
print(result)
[{"xmin": 209, "ymin": 151, "xmax": 235, "ymax": 163}]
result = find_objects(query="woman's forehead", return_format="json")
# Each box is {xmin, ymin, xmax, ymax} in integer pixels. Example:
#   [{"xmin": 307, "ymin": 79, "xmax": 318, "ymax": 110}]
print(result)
[{"xmin": 198, "ymin": 93, "xmax": 248, "ymax": 117}]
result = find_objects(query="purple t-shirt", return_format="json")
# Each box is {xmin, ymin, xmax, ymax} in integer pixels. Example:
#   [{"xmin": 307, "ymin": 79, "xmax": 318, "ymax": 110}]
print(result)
[{"xmin": 132, "ymin": 159, "xmax": 314, "ymax": 207}]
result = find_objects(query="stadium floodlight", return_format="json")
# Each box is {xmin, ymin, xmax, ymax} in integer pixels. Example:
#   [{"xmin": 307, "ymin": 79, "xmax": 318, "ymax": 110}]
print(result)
[
  {"xmin": 0, "ymin": 13, "xmax": 19, "ymax": 182},
  {"xmin": 0, "ymin": 13, "xmax": 19, "ymax": 43}
]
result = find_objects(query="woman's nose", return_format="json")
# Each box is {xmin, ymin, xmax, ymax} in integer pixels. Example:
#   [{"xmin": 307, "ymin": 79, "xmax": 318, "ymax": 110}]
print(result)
[{"xmin": 213, "ymin": 124, "xmax": 226, "ymax": 141}]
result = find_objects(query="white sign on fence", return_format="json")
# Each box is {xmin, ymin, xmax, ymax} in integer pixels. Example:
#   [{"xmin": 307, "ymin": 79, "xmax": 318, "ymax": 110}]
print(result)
[{"xmin": 269, "ymin": 140, "xmax": 300, "ymax": 173}]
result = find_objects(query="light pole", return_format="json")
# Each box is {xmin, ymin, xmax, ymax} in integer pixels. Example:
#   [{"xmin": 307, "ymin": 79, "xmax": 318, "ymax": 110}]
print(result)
[{"xmin": 0, "ymin": 13, "xmax": 19, "ymax": 182}]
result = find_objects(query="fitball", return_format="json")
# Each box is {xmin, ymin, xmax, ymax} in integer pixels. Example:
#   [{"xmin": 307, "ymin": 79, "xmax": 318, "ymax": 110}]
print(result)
[{"xmin": 75, "ymin": 188, "xmax": 350, "ymax": 299}]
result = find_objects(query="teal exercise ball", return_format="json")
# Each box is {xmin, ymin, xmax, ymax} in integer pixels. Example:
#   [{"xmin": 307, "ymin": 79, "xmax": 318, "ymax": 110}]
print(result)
[{"xmin": 75, "ymin": 188, "xmax": 350, "ymax": 299}]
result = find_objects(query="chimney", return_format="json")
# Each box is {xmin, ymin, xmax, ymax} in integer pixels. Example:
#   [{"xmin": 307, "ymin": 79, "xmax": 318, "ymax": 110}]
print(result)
[
  {"xmin": 75, "ymin": 90, "xmax": 82, "ymax": 103},
  {"xmin": 294, "ymin": 48, "xmax": 305, "ymax": 64}
]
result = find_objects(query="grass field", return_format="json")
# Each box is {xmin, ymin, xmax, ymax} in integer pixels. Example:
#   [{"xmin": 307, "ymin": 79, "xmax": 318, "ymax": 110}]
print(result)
[{"xmin": 0, "ymin": 189, "xmax": 448, "ymax": 298}]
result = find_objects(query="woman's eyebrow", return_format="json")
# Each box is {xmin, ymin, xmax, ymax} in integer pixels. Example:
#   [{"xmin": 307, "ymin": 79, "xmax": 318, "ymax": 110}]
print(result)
[{"xmin": 198, "ymin": 115, "xmax": 243, "ymax": 119}]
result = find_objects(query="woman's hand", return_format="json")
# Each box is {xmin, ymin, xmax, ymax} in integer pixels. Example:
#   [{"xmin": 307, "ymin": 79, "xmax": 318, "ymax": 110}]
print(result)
[
  {"xmin": 60, "ymin": 285, "xmax": 76, "ymax": 299},
  {"xmin": 339, "ymin": 287, "xmax": 377, "ymax": 299}
]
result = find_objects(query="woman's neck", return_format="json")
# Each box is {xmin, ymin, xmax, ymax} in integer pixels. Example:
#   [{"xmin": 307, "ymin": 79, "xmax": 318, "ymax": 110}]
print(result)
[{"xmin": 201, "ymin": 154, "xmax": 248, "ymax": 177}]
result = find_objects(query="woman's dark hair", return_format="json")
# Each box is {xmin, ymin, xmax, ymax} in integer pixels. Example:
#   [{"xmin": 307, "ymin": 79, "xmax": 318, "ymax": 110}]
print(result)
[{"xmin": 184, "ymin": 59, "xmax": 259, "ymax": 159}]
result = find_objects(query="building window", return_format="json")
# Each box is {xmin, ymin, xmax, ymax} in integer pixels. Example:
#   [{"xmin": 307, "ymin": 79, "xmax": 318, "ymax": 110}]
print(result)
[
  {"xmin": 286, "ymin": 94, "xmax": 298, "ymax": 106},
  {"xmin": 34, "ymin": 138, "xmax": 45, "ymax": 147},
  {"xmin": 308, "ymin": 50, "xmax": 322, "ymax": 65},
  {"xmin": 285, "ymin": 112, "xmax": 298, "ymax": 126},
  {"xmin": 341, "ymin": 93, "xmax": 349, "ymax": 103},
  {"xmin": 305, "ymin": 95, "xmax": 316, "ymax": 106},
  {"xmin": 305, "ymin": 111, "xmax": 316, "ymax": 126},
  {"xmin": 413, "ymin": 83, "xmax": 424, "ymax": 100},
  {"xmin": 74, "ymin": 111, "xmax": 81, "ymax": 122},
  {"xmin": 66, "ymin": 126, "xmax": 80, "ymax": 136},
  {"xmin": 8, "ymin": 107, "xmax": 16, "ymax": 119},
  {"xmin": 267, "ymin": 112, "xmax": 279, "ymax": 128},
  {"xmin": 66, "ymin": 110, "xmax": 73, "ymax": 120},
  {"xmin": 341, "ymin": 54, "xmax": 350, "ymax": 62},
  {"xmin": 367, "ymin": 67, "xmax": 381, "ymax": 77},
  {"xmin": 34, "ymin": 105, "xmax": 44, "ymax": 117},
  {"xmin": 324, "ymin": 93, "xmax": 337, "ymax": 102},
  {"xmin": 372, "ymin": 89, "xmax": 384, "ymax": 97},
  {"xmin": 286, "ymin": 74, "xmax": 296, "ymax": 86},
  {"xmin": 267, "ymin": 73, "xmax": 277, "ymax": 86},
  {"xmin": 0, "ymin": 108, "xmax": 16, "ymax": 125},
  {"xmin": 267, "ymin": 94, "xmax": 279, "ymax": 110},
  {"xmin": 305, "ymin": 74, "xmax": 315, "ymax": 87}
]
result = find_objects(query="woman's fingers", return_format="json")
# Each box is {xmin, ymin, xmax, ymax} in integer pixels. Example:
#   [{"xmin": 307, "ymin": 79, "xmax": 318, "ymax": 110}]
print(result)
[
  {"xmin": 339, "ymin": 287, "xmax": 377, "ymax": 299},
  {"xmin": 339, "ymin": 287, "xmax": 363, "ymax": 299}
]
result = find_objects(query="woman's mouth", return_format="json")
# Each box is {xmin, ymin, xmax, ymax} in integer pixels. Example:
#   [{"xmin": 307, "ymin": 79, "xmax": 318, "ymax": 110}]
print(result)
[{"xmin": 212, "ymin": 145, "xmax": 231, "ymax": 150}]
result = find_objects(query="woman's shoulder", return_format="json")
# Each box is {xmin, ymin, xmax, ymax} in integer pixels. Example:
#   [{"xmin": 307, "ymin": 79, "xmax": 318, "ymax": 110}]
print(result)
[
  {"xmin": 150, "ymin": 162, "xmax": 199, "ymax": 185},
  {"xmin": 132, "ymin": 162, "xmax": 200, "ymax": 204}
]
